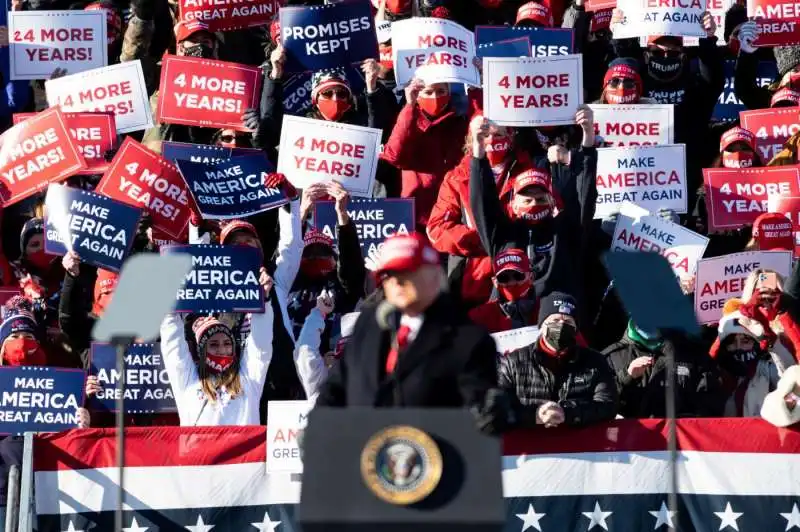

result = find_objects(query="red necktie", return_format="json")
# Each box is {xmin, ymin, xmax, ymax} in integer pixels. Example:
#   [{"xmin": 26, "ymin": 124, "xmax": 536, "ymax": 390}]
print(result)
[{"xmin": 385, "ymin": 324, "xmax": 412, "ymax": 374}]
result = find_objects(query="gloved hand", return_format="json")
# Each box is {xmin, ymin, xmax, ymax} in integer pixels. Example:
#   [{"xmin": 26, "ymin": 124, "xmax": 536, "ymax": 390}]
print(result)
[
  {"xmin": 131, "ymin": 0, "xmax": 156, "ymax": 20},
  {"xmin": 242, "ymin": 108, "xmax": 260, "ymax": 132},
  {"xmin": 601, "ymin": 212, "xmax": 620, "ymax": 236},
  {"xmin": 657, "ymin": 207, "xmax": 679, "ymax": 224},
  {"xmin": 737, "ymin": 21, "xmax": 758, "ymax": 54},
  {"xmin": 363, "ymin": 246, "xmax": 382, "ymax": 272},
  {"xmin": 264, "ymin": 172, "xmax": 298, "ymax": 200},
  {"xmin": 472, "ymin": 388, "xmax": 516, "ymax": 436}
]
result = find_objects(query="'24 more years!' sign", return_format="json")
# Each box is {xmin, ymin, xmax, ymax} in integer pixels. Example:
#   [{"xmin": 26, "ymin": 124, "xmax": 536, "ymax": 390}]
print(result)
[{"xmin": 0, "ymin": 367, "xmax": 85, "ymax": 435}]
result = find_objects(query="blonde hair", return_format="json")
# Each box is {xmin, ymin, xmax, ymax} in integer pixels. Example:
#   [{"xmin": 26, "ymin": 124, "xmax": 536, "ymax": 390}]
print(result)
[
  {"xmin": 198, "ymin": 350, "xmax": 243, "ymax": 402},
  {"xmin": 741, "ymin": 268, "xmax": 786, "ymax": 303}
]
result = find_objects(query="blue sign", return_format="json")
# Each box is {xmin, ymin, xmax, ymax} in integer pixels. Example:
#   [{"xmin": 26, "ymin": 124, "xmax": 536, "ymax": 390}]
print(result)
[
  {"xmin": 161, "ymin": 142, "xmax": 262, "ymax": 165},
  {"xmin": 176, "ymin": 154, "xmax": 288, "ymax": 220},
  {"xmin": 713, "ymin": 60, "xmax": 777, "ymax": 121},
  {"xmin": 44, "ymin": 184, "xmax": 142, "ymax": 272},
  {"xmin": 89, "ymin": 343, "xmax": 176, "ymax": 414},
  {"xmin": 314, "ymin": 198, "xmax": 415, "ymax": 259},
  {"xmin": 162, "ymin": 244, "xmax": 265, "ymax": 313},
  {"xmin": 475, "ymin": 26, "xmax": 573, "ymax": 57},
  {"xmin": 477, "ymin": 37, "xmax": 532, "ymax": 59},
  {"xmin": 280, "ymin": 0, "xmax": 379, "ymax": 73},
  {"xmin": 283, "ymin": 65, "xmax": 366, "ymax": 116},
  {"xmin": 0, "ymin": 367, "xmax": 85, "ymax": 435}
]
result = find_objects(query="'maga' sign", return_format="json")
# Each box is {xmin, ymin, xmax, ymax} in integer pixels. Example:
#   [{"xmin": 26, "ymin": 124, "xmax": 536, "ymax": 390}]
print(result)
[
  {"xmin": 0, "ymin": 367, "xmax": 85, "ymax": 435},
  {"xmin": 179, "ymin": 0, "xmax": 279, "ymax": 32},
  {"xmin": 161, "ymin": 141, "xmax": 261, "ymax": 165},
  {"xmin": 474, "ymin": 25, "xmax": 574, "ymax": 57}
]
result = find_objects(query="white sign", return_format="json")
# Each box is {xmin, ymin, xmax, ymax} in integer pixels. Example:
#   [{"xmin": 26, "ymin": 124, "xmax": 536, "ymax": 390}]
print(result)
[
  {"xmin": 595, "ymin": 144, "xmax": 687, "ymax": 219},
  {"xmin": 590, "ymin": 104, "xmax": 674, "ymax": 147},
  {"xmin": 612, "ymin": 201, "xmax": 709, "ymax": 277},
  {"xmin": 483, "ymin": 55, "xmax": 583, "ymax": 126},
  {"xmin": 9, "ymin": 11, "xmax": 107, "ymax": 81},
  {"xmin": 391, "ymin": 17, "xmax": 479, "ymax": 87},
  {"xmin": 45, "ymin": 61, "xmax": 153, "ymax": 134},
  {"xmin": 277, "ymin": 115, "xmax": 381, "ymax": 197},
  {"xmin": 492, "ymin": 326, "xmax": 539, "ymax": 355},
  {"xmin": 684, "ymin": 0, "xmax": 734, "ymax": 46},
  {"xmin": 266, "ymin": 400, "xmax": 313, "ymax": 474},
  {"xmin": 613, "ymin": 0, "xmax": 706, "ymax": 39},
  {"xmin": 694, "ymin": 251, "xmax": 793, "ymax": 324}
]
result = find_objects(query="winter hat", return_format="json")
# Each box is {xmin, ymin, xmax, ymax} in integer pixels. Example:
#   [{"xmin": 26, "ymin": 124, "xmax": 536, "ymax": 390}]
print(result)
[
  {"xmin": 192, "ymin": 316, "xmax": 235, "ymax": 359},
  {"xmin": 537, "ymin": 291, "xmax": 578, "ymax": 327},
  {"xmin": 717, "ymin": 310, "xmax": 765, "ymax": 342},
  {"xmin": 19, "ymin": 217, "xmax": 44, "ymax": 255},
  {"xmin": 174, "ymin": 20, "xmax": 212, "ymax": 43},
  {"xmin": 93, "ymin": 269, "xmax": 119, "ymax": 316},
  {"xmin": 311, "ymin": 68, "xmax": 351, "ymax": 103},
  {"xmin": 516, "ymin": 1, "xmax": 553, "ymax": 26},
  {"xmin": 304, "ymin": 229, "xmax": 334, "ymax": 250},
  {"xmin": 220, "ymin": 219, "xmax": 258, "ymax": 246},
  {"xmin": 719, "ymin": 126, "xmax": 756, "ymax": 152},
  {"xmin": 775, "ymin": 46, "xmax": 800, "ymax": 77},
  {"xmin": 771, "ymin": 87, "xmax": 800, "ymax": 107},
  {"xmin": 724, "ymin": 2, "xmax": 747, "ymax": 43},
  {"xmin": 0, "ymin": 309, "xmax": 37, "ymax": 351},
  {"xmin": 603, "ymin": 58, "xmax": 643, "ymax": 94},
  {"xmin": 752, "ymin": 213, "xmax": 794, "ymax": 251}
]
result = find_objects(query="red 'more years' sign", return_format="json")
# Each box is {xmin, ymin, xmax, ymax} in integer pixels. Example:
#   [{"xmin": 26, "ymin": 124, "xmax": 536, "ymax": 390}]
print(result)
[
  {"xmin": 179, "ymin": 0, "xmax": 281, "ymax": 32},
  {"xmin": 0, "ymin": 107, "xmax": 86, "ymax": 207},
  {"xmin": 13, "ymin": 111, "xmax": 116, "ymax": 175},
  {"xmin": 740, "ymin": 106, "xmax": 800, "ymax": 162},
  {"xmin": 95, "ymin": 137, "xmax": 192, "ymax": 239},
  {"xmin": 156, "ymin": 55, "xmax": 262, "ymax": 131}
]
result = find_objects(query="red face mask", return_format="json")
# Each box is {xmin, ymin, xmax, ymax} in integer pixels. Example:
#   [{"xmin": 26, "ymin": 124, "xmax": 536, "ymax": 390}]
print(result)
[
  {"xmin": 205, "ymin": 353, "xmax": 235, "ymax": 374},
  {"xmin": 300, "ymin": 257, "xmax": 336, "ymax": 278},
  {"xmin": 789, "ymin": 71, "xmax": 800, "ymax": 90},
  {"xmin": 728, "ymin": 34, "xmax": 740, "ymax": 56},
  {"xmin": 2, "ymin": 337, "xmax": 46, "ymax": 366},
  {"xmin": 486, "ymin": 135, "xmax": 511, "ymax": 166},
  {"xmin": 27, "ymin": 249, "xmax": 52, "ymax": 271},
  {"xmin": 417, "ymin": 94, "xmax": 450, "ymax": 117},
  {"xmin": 317, "ymin": 98, "xmax": 351, "ymax": 121},
  {"xmin": 722, "ymin": 151, "xmax": 755, "ymax": 168},
  {"xmin": 498, "ymin": 281, "xmax": 531, "ymax": 302},
  {"xmin": 605, "ymin": 86, "xmax": 640, "ymax": 104},
  {"xmin": 514, "ymin": 203, "xmax": 553, "ymax": 224}
]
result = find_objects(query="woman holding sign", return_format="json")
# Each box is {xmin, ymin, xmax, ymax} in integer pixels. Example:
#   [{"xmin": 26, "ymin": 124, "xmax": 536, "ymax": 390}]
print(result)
[{"xmin": 159, "ymin": 268, "xmax": 275, "ymax": 426}]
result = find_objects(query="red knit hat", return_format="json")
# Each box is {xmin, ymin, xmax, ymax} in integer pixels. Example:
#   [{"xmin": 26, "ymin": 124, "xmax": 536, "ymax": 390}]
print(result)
[{"xmin": 603, "ymin": 61, "xmax": 643, "ymax": 96}]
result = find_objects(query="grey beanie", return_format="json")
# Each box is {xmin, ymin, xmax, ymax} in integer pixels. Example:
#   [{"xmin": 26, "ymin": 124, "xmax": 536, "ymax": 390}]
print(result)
[{"xmin": 775, "ymin": 46, "xmax": 800, "ymax": 77}]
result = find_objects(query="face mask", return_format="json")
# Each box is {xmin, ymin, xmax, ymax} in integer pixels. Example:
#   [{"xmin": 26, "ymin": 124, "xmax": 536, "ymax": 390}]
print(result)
[
  {"xmin": 605, "ymin": 86, "xmax": 639, "ymax": 104},
  {"xmin": 317, "ymin": 98, "xmax": 351, "ymax": 121},
  {"xmin": 27, "ymin": 249, "xmax": 52, "ymax": 270},
  {"xmin": 788, "ymin": 71, "xmax": 800, "ymax": 89},
  {"xmin": 722, "ymin": 151, "xmax": 755, "ymax": 168},
  {"xmin": 2, "ymin": 337, "xmax": 46, "ymax": 366},
  {"xmin": 544, "ymin": 322, "xmax": 577, "ymax": 353},
  {"xmin": 728, "ymin": 34, "xmax": 740, "ymax": 56},
  {"xmin": 205, "ymin": 353, "xmax": 235, "ymax": 374},
  {"xmin": 183, "ymin": 44, "xmax": 214, "ymax": 58},
  {"xmin": 417, "ymin": 94, "xmax": 450, "ymax": 117},
  {"xmin": 731, "ymin": 349, "xmax": 758, "ymax": 364},
  {"xmin": 485, "ymin": 136, "xmax": 511, "ymax": 166},
  {"xmin": 300, "ymin": 257, "xmax": 336, "ymax": 278},
  {"xmin": 647, "ymin": 56, "xmax": 683, "ymax": 80},
  {"xmin": 514, "ymin": 203, "xmax": 553, "ymax": 224},
  {"xmin": 498, "ymin": 282, "xmax": 531, "ymax": 302}
]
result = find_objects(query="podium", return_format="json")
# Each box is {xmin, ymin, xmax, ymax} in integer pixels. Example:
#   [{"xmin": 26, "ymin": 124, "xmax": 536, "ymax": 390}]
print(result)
[{"xmin": 298, "ymin": 407, "xmax": 505, "ymax": 532}]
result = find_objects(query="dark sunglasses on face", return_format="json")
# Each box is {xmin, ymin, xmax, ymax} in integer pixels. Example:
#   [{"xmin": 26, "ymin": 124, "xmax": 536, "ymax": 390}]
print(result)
[
  {"xmin": 496, "ymin": 270, "xmax": 526, "ymax": 284},
  {"xmin": 608, "ymin": 77, "xmax": 637, "ymax": 89},
  {"xmin": 219, "ymin": 134, "xmax": 244, "ymax": 143},
  {"xmin": 320, "ymin": 89, "xmax": 349, "ymax": 99},
  {"xmin": 647, "ymin": 48, "xmax": 683, "ymax": 59}
]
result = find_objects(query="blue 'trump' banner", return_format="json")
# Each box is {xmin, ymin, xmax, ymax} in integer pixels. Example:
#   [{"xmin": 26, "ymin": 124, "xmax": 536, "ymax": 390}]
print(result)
[
  {"xmin": 282, "ymin": 65, "xmax": 366, "ymax": 116},
  {"xmin": 161, "ymin": 142, "xmax": 262, "ymax": 166},
  {"xmin": 0, "ymin": 367, "xmax": 85, "ymax": 435},
  {"xmin": 713, "ymin": 60, "xmax": 777, "ymax": 121},
  {"xmin": 176, "ymin": 154, "xmax": 288, "ymax": 220},
  {"xmin": 476, "ymin": 37, "xmax": 532, "ymax": 59},
  {"xmin": 89, "ymin": 343, "xmax": 176, "ymax": 414},
  {"xmin": 280, "ymin": 0, "xmax": 379, "ymax": 73},
  {"xmin": 162, "ymin": 244, "xmax": 265, "ymax": 313},
  {"xmin": 44, "ymin": 184, "xmax": 142, "ymax": 272},
  {"xmin": 314, "ymin": 198, "xmax": 415, "ymax": 259},
  {"xmin": 475, "ymin": 26, "xmax": 573, "ymax": 57}
]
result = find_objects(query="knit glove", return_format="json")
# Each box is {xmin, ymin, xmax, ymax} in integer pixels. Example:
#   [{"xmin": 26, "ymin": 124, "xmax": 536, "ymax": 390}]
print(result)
[
  {"xmin": 737, "ymin": 21, "xmax": 758, "ymax": 54},
  {"xmin": 601, "ymin": 212, "xmax": 620, "ymax": 236},
  {"xmin": 242, "ymin": 108, "xmax": 260, "ymax": 132}
]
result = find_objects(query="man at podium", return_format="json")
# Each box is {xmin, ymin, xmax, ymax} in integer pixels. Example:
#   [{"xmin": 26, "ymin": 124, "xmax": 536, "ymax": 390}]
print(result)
[{"xmin": 315, "ymin": 233, "xmax": 510, "ymax": 431}]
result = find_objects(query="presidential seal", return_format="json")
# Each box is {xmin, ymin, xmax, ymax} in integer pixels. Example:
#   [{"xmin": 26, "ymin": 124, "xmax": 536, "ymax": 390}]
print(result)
[{"xmin": 360, "ymin": 425, "xmax": 443, "ymax": 505}]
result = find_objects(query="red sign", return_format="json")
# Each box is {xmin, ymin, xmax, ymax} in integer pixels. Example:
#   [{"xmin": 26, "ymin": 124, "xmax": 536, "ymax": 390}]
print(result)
[
  {"xmin": 13, "ymin": 112, "xmax": 116, "ymax": 175},
  {"xmin": 740, "ymin": 107, "xmax": 800, "ymax": 162},
  {"xmin": 0, "ymin": 107, "xmax": 87, "ymax": 207},
  {"xmin": 156, "ymin": 55, "xmax": 262, "ymax": 131},
  {"xmin": 769, "ymin": 196, "xmax": 800, "ymax": 256},
  {"xmin": 586, "ymin": 0, "xmax": 615, "ymax": 11},
  {"xmin": 748, "ymin": 0, "xmax": 800, "ymax": 18},
  {"xmin": 179, "ymin": 0, "xmax": 281, "ymax": 32},
  {"xmin": 754, "ymin": 18, "xmax": 800, "ymax": 46},
  {"xmin": 702, "ymin": 166, "xmax": 800, "ymax": 231},
  {"xmin": 95, "ymin": 137, "xmax": 192, "ymax": 240}
]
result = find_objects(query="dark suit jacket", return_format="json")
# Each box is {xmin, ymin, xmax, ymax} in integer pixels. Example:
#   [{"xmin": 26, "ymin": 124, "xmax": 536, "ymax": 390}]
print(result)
[{"xmin": 315, "ymin": 294, "xmax": 498, "ymax": 408}]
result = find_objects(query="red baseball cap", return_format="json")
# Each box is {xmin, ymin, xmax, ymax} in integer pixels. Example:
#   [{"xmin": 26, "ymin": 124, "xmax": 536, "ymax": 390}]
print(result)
[
  {"xmin": 771, "ymin": 88, "xmax": 800, "ymax": 107},
  {"xmin": 516, "ymin": 1, "xmax": 553, "ymax": 26},
  {"xmin": 719, "ymin": 126, "xmax": 756, "ymax": 152},
  {"xmin": 752, "ymin": 213, "xmax": 795, "ymax": 251},
  {"xmin": 174, "ymin": 20, "xmax": 212, "ymax": 43},
  {"xmin": 375, "ymin": 233, "xmax": 439, "ymax": 277},
  {"xmin": 220, "ymin": 219, "xmax": 258, "ymax": 245},
  {"xmin": 513, "ymin": 168, "xmax": 551, "ymax": 194},
  {"xmin": 494, "ymin": 249, "xmax": 531, "ymax": 275}
]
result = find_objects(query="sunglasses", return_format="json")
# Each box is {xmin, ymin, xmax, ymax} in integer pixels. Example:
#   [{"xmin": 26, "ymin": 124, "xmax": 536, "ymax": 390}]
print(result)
[
  {"xmin": 647, "ymin": 48, "xmax": 683, "ymax": 59},
  {"xmin": 496, "ymin": 270, "xmax": 526, "ymax": 284},
  {"xmin": 320, "ymin": 89, "xmax": 350, "ymax": 99},
  {"xmin": 608, "ymin": 77, "xmax": 637, "ymax": 89},
  {"xmin": 219, "ymin": 134, "xmax": 245, "ymax": 143}
]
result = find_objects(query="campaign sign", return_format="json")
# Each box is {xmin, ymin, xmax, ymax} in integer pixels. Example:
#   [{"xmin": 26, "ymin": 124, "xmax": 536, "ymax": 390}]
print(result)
[
  {"xmin": 8, "ymin": 11, "xmax": 106, "ymax": 80},
  {"xmin": 748, "ymin": 0, "xmax": 800, "ymax": 18},
  {"xmin": 483, "ymin": 55, "xmax": 583, "ymax": 126},
  {"xmin": 768, "ymin": 195, "xmax": 800, "ymax": 255},
  {"xmin": 492, "ymin": 326, "xmax": 539, "ymax": 356},
  {"xmin": 280, "ymin": 1, "xmax": 379, "ymax": 73},
  {"xmin": 392, "ymin": 17, "xmax": 479, "ymax": 87},
  {"xmin": 177, "ymin": 154, "xmax": 290, "ymax": 220},
  {"xmin": 476, "ymin": 37, "xmax": 532, "ymax": 59},
  {"xmin": 14, "ymin": 111, "xmax": 117, "ymax": 175},
  {"xmin": 702, "ymin": 166, "xmax": 800, "ymax": 231},
  {"xmin": 740, "ymin": 107, "xmax": 800, "ymax": 162},
  {"xmin": 681, "ymin": 0, "xmax": 734, "ymax": 46},
  {"xmin": 88, "ymin": 342, "xmax": 176, "ymax": 413},
  {"xmin": 277, "ymin": 115, "xmax": 381, "ymax": 197},
  {"xmin": 0, "ymin": 367, "xmax": 85, "ymax": 435},
  {"xmin": 179, "ymin": 0, "xmax": 280, "ymax": 32},
  {"xmin": 754, "ymin": 17, "xmax": 800, "ymax": 45},
  {"xmin": 161, "ymin": 141, "xmax": 261, "ymax": 166},
  {"xmin": 44, "ymin": 184, "xmax": 142, "ymax": 271},
  {"xmin": 713, "ymin": 60, "xmax": 777, "ymax": 121},
  {"xmin": 613, "ymin": 0, "xmax": 706, "ymax": 39},
  {"xmin": 587, "ymin": 0, "xmax": 617, "ymax": 11},
  {"xmin": 157, "ymin": 55, "xmax": 262, "ymax": 131},
  {"xmin": 0, "ymin": 107, "xmax": 87, "ymax": 207},
  {"xmin": 162, "ymin": 244, "xmax": 264, "ymax": 313},
  {"xmin": 695, "ymin": 251, "xmax": 793, "ymax": 324},
  {"xmin": 590, "ymin": 104, "xmax": 674, "ymax": 146},
  {"xmin": 591, "ymin": 8, "xmax": 614, "ymax": 31},
  {"xmin": 95, "ymin": 137, "xmax": 192, "ymax": 240},
  {"xmin": 612, "ymin": 201, "xmax": 709, "ymax": 276},
  {"xmin": 595, "ymin": 144, "xmax": 687, "ymax": 219},
  {"xmin": 45, "ymin": 60, "xmax": 153, "ymax": 134},
  {"xmin": 474, "ymin": 26, "xmax": 574, "ymax": 57},
  {"xmin": 266, "ymin": 400, "xmax": 313, "ymax": 474},
  {"xmin": 314, "ymin": 198, "xmax": 415, "ymax": 259},
  {"xmin": 282, "ymin": 73, "xmax": 314, "ymax": 116}
]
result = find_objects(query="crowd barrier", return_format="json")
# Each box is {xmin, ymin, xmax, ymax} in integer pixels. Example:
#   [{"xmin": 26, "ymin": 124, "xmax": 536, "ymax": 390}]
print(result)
[{"xmin": 8, "ymin": 418, "xmax": 800, "ymax": 532}]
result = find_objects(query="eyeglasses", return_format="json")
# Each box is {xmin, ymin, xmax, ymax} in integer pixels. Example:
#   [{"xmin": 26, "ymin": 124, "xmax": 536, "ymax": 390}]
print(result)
[
  {"xmin": 319, "ymin": 89, "xmax": 350, "ymax": 99},
  {"xmin": 608, "ymin": 77, "xmax": 637, "ymax": 89},
  {"xmin": 496, "ymin": 270, "xmax": 526, "ymax": 284},
  {"xmin": 647, "ymin": 48, "xmax": 683, "ymax": 59}
]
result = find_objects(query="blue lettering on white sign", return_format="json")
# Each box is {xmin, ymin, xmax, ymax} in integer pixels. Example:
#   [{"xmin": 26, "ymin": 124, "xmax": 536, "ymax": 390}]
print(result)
[
  {"xmin": 475, "ymin": 25, "xmax": 573, "ymax": 57},
  {"xmin": 0, "ymin": 367, "xmax": 85, "ymax": 435}
]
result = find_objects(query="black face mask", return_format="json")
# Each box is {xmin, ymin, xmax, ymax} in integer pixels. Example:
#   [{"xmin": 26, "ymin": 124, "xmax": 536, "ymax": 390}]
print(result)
[
  {"xmin": 647, "ymin": 56, "xmax": 683, "ymax": 81},
  {"xmin": 183, "ymin": 44, "xmax": 215, "ymax": 59},
  {"xmin": 544, "ymin": 322, "xmax": 577, "ymax": 352}
]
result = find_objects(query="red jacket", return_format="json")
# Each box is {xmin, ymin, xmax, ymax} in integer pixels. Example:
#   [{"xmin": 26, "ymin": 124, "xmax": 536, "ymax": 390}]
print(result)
[
  {"xmin": 469, "ymin": 300, "xmax": 540, "ymax": 334},
  {"xmin": 381, "ymin": 103, "xmax": 468, "ymax": 228}
]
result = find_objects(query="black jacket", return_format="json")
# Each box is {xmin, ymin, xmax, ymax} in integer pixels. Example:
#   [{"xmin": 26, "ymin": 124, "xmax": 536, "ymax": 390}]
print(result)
[
  {"xmin": 315, "ymin": 293, "xmax": 497, "ymax": 408},
  {"xmin": 498, "ymin": 342, "xmax": 617, "ymax": 426}
]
